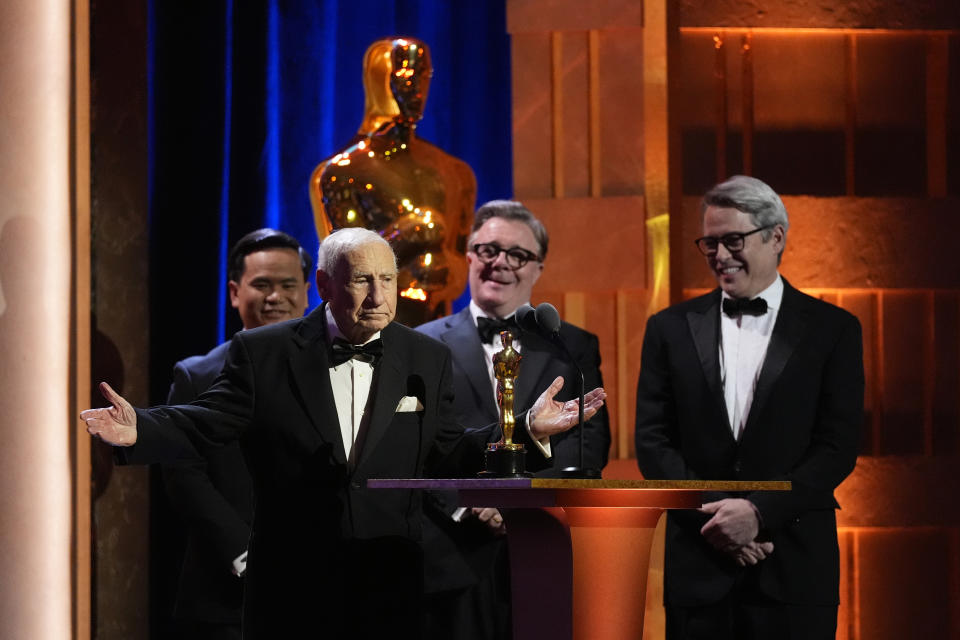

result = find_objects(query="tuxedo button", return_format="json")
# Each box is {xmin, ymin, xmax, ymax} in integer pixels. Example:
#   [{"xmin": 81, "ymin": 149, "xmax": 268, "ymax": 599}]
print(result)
[{"xmin": 733, "ymin": 461, "xmax": 742, "ymax": 475}]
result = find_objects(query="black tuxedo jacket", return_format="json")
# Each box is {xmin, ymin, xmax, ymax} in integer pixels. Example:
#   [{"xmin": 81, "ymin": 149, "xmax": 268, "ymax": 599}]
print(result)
[
  {"xmin": 162, "ymin": 341, "xmax": 253, "ymax": 624},
  {"xmin": 416, "ymin": 307, "xmax": 610, "ymax": 592},
  {"xmin": 635, "ymin": 279, "xmax": 863, "ymax": 606},
  {"xmin": 124, "ymin": 305, "xmax": 502, "ymax": 637}
]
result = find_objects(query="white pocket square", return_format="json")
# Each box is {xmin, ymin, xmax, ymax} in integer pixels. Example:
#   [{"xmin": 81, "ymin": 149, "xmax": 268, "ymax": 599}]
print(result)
[{"xmin": 396, "ymin": 396, "xmax": 424, "ymax": 412}]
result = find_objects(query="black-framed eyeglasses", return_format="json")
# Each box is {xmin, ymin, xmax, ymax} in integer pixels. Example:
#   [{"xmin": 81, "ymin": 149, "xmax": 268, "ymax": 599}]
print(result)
[
  {"xmin": 693, "ymin": 226, "xmax": 773, "ymax": 256},
  {"xmin": 471, "ymin": 242, "xmax": 541, "ymax": 269}
]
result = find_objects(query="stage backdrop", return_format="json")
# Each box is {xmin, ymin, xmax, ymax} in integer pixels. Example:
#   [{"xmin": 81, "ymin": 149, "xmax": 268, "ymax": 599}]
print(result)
[{"xmin": 148, "ymin": 0, "xmax": 512, "ymax": 404}]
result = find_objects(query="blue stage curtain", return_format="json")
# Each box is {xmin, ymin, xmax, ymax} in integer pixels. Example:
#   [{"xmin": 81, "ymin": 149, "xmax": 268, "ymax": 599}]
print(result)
[
  {"xmin": 145, "ymin": 3, "xmax": 511, "ymax": 635},
  {"xmin": 148, "ymin": 0, "xmax": 511, "ymax": 402}
]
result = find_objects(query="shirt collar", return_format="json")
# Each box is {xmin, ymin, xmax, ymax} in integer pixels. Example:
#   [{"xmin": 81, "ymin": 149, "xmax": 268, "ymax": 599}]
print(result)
[
  {"xmin": 468, "ymin": 299, "xmax": 527, "ymax": 326},
  {"xmin": 720, "ymin": 273, "xmax": 783, "ymax": 312}
]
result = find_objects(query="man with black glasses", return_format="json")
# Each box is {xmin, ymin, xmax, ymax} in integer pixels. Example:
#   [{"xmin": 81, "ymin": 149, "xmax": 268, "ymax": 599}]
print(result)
[
  {"xmin": 635, "ymin": 175, "xmax": 864, "ymax": 639},
  {"xmin": 417, "ymin": 199, "xmax": 611, "ymax": 639}
]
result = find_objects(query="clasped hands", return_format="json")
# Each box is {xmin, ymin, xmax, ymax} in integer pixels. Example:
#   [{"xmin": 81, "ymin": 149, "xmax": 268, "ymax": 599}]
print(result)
[{"xmin": 699, "ymin": 498, "xmax": 774, "ymax": 567}]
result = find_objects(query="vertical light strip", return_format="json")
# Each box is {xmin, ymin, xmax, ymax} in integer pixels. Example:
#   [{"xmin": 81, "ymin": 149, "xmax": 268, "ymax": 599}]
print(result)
[
  {"xmin": 713, "ymin": 31, "xmax": 727, "ymax": 182},
  {"xmin": 844, "ymin": 34, "xmax": 857, "ymax": 196},
  {"xmin": 587, "ymin": 30, "xmax": 601, "ymax": 197},
  {"xmin": 616, "ymin": 290, "xmax": 629, "ymax": 459},
  {"xmin": 72, "ymin": 0, "xmax": 93, "ymax": 635},
  {"xmin": 217, "ymin": 0, "xmax": 235, "ymax": 342},
  {"xmin": 550, "ymin": 31, "xmax": 564, "ymax": 198},
  {"xmin": 264, "ymin": 0, "xmax": 281, "ymax": 229},
  {"xmin": 740, "ymin": 32, "xmax": 754, "ymax": 176},
  {"xmin": 0, "ymin": 0, "xmax": 73, "ymax": 636}
]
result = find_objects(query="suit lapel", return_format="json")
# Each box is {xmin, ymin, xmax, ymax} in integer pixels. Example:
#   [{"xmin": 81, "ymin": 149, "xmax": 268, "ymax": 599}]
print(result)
[
  {"xmin": 514, "ymin": 332, "xmax": 555, "ymax": 413},
  {"xmin": 441, "ymin": 309, "xmax": 499, "ymax": 419},
  {"xmin": 356, "ymin": 324, "xmax": 407, "ymax": 470},
  {"xmin": 686, "ymin": 291, "xmax": 726, "ymax": 420},
  {"xmin": 744, "ymin": 281, "xmax": 806, "ymax": 436},
  {"xmin": 288, "ymin": 305, "xmax": 348, "ymax": 464}
]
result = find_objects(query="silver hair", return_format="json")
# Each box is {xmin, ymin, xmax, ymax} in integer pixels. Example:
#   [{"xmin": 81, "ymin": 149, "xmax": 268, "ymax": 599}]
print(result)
[
  {"xmin": 701, "ymin": 175, "xmax": 789, "ymax": 236},
  {"xmin": 316, "ymin": 227, "xmax": 396, "ymax": 275},
  {"xmin": 469, "ymin": 199, "xmax": 549, "ymax": 259}
]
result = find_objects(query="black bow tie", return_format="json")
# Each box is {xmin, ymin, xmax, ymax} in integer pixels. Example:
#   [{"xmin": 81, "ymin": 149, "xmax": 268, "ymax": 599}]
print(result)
[
  {"xmin": 722, "ymin": 297, "xmax": 768, "ymax": 317},
  {"xmin": 476, "ymin": 316, "xmax": 520, "ymax": 344},
  {"xmin": 329, "ymin": 337, "xmax": 383, "ymax": 366}
]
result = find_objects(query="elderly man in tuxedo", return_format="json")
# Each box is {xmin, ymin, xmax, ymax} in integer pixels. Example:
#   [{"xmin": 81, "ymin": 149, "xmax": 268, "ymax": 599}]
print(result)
[
  {"xmin": 417, "ymin": 199, "xmax": 611, "ymax": 639},
  {"xmin": 83, "ymin": 227, "xmax": 604, "ymax": 639},
  {"xmin": 635, "ymin": 175, "xmax": 863, "ymax": 639},
  {"xmin": 162, "ymin": 228, "xmax": 311, "ymax": 640}
]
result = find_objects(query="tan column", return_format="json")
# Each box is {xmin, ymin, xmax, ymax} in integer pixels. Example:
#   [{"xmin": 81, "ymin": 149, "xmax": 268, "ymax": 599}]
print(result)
[{"xmin": 0, "ymin": 0, "xmax": 79, "ymax": 638}]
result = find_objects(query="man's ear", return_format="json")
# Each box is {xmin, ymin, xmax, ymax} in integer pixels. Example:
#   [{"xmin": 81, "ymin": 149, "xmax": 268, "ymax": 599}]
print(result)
[
  {"xmin": 315, "ymin": 270, "xmax": 327, "ymax": 298},
  {"xmin": 530, "ymin": 261, "xmax": 544, "ymax": 286},
  {"xmin": 772, "ymin": 224, "xmax": 786, "ymax": 251},
  {"xmin": 228, "ymin": 280, "xmax": 241, "ymax": 309}
]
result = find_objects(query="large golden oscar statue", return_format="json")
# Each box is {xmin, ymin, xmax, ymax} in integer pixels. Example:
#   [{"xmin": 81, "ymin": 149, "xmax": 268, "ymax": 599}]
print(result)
[{"xmin": 309, "ymin": 37, "xmax": 477, "ymax": 325}]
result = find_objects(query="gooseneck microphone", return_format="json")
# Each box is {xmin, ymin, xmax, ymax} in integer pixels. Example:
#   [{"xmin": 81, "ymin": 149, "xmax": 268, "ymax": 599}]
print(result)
[{"xmin": 516, "ymin": 303, "xmax": 600, "ymax": 479}]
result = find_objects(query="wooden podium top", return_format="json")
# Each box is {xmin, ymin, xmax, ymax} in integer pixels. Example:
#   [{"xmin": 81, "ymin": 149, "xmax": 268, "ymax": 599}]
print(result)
[
  {"xmin": 367, "ymin": 478, "xmax": 790, "ymax": 490},
  {"xmin": 366, "ymin": 478, "xmax": 790, "ymax": 509}
]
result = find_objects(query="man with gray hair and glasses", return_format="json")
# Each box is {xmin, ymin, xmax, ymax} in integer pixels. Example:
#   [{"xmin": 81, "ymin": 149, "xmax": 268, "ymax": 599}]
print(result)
[{"xmin": 635, "ymin": 175, "xmax": 863, "ymax": 639}]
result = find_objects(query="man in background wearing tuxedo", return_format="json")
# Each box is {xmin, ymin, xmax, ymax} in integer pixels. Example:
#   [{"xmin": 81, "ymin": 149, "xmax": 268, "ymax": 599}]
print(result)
[
  {"xmin": 635, "ymin": 175, "xmax": 863, "ymax": 639},
  {"xmin": 163, "ymin": 228, "xmax": 311, "ymax": 640},
  {"xmin": 417, "ymin": 200, "xmax": 611, "ymax": 639}
]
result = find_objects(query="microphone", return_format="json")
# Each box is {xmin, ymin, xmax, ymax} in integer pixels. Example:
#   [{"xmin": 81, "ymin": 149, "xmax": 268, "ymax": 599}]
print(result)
[
  {"xmin": 525, "ymin": 303, "xmax": 600, "ymax": 479},
  {"xmin": 514, "ymin": 303, "xmax": 539, "ymax": 334}
]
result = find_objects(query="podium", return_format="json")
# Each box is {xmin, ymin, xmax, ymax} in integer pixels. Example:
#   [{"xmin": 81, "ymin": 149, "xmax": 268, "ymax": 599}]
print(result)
[{"xmin": 369, "ymin": 478, "xmax": 789, "ymax": 640}]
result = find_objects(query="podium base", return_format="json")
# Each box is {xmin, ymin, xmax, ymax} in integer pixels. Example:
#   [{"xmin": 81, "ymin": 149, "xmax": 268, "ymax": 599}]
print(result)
[{"xmin": 479, "ymin": 446, "xmax": 533, "ymax": 478}]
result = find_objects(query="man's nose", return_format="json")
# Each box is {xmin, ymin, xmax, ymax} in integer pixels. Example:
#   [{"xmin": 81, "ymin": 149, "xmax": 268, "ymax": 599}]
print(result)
[
  {"xmin": 490, "ymin": 250, "xmax": 511, "ymax": 268},
  {"xmin": 265, "ymin": 287, "xmax": 281, "ymax": 300},
  {"xmin": 367, "ymin": 281, "xmax": 386, "ymax": 305},
  {"xmin": 715, "ymin": 243, "xmax": 733, "ymax": 261}
]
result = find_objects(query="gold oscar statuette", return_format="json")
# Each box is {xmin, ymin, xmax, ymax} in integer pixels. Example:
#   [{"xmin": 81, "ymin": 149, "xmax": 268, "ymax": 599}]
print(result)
[{"xmin": 479, "ymin": 331, "xmax": 532, "ymax": 478}]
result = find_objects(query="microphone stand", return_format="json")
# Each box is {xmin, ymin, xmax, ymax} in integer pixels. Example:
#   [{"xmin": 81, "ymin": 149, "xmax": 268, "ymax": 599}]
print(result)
[
  {"xmin": 548, "ymin": 333, "xmax": 601, "ymax": 479},
  {"xmin": 519, "ymin": 303, "xmax": 602, "ymax": 478}
]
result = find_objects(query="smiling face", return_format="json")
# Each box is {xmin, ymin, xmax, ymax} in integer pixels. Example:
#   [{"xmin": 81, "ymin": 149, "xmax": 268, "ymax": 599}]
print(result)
[
  {"xmin": 229, "ymin": 248, "xmax": 310, "ymax": 330},
  {"xmin": 317, "ymin": 241, "xmax": 398, "ymax": 344},
  {"xmin": 467, "ymin": 217, "xmax": 544, "ymax": 318},
  {"xmin": 702, "ymin": 205, "xmax": 784, "ymax": 299}
]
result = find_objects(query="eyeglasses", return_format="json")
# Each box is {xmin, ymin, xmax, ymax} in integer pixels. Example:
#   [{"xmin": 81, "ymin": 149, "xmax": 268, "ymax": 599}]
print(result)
[
  {"xmin": 471, "ymin": 242, "xmax": 541, "ymax": 269},
  {"xmin": 693, "ymin": 226, "xmax": 772, "ymax": 256}
]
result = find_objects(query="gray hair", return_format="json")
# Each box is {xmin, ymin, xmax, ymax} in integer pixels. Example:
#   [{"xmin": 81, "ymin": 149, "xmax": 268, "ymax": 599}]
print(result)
[
  {"xmin": 316, "ymin": 227, "xmax": 396, "ymax": 275},
  {"xmin": 701, "ymin": 175, "xmax": 789, "ymax": 236},
  {"xmin": 469, "ymin": 200, "xmax": 549, "ymax": 260}
]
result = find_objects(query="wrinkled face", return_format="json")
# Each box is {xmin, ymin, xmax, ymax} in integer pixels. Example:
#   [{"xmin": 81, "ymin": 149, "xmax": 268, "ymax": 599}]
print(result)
[
  {"xmin": 702, "ymin": 205, "xmax": 784, "ymax": 299},
  {"xmin": 467, "ymin": 217, "xmax": 543, "ymax": 319},
  {"xmin": 317, "ymin": 242, "xmax": 398, "ymax": 344},
  {"xmin": 229, "ymin": 248, "xmax": 309, "ymax": 330}
]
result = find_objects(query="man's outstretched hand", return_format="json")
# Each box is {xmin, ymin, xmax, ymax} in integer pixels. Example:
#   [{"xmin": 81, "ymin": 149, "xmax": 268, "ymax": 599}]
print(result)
[
  {"xmin": 80, "ymin": 382, "xmax": 138, "ymax": 446},
  {"xmin": 527, "ymin": 376, "xmax": 606, "ymax": 440}
]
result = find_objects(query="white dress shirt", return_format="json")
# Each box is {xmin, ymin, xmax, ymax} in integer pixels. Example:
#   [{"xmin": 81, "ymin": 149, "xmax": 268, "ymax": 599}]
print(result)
[
  {"xmin": 719, "ymin": 275, "xmax": 783, "ymax": 440},
  {"xmin": 325, "ymin": 306, "xmax": 379, "ymax": 463}
]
